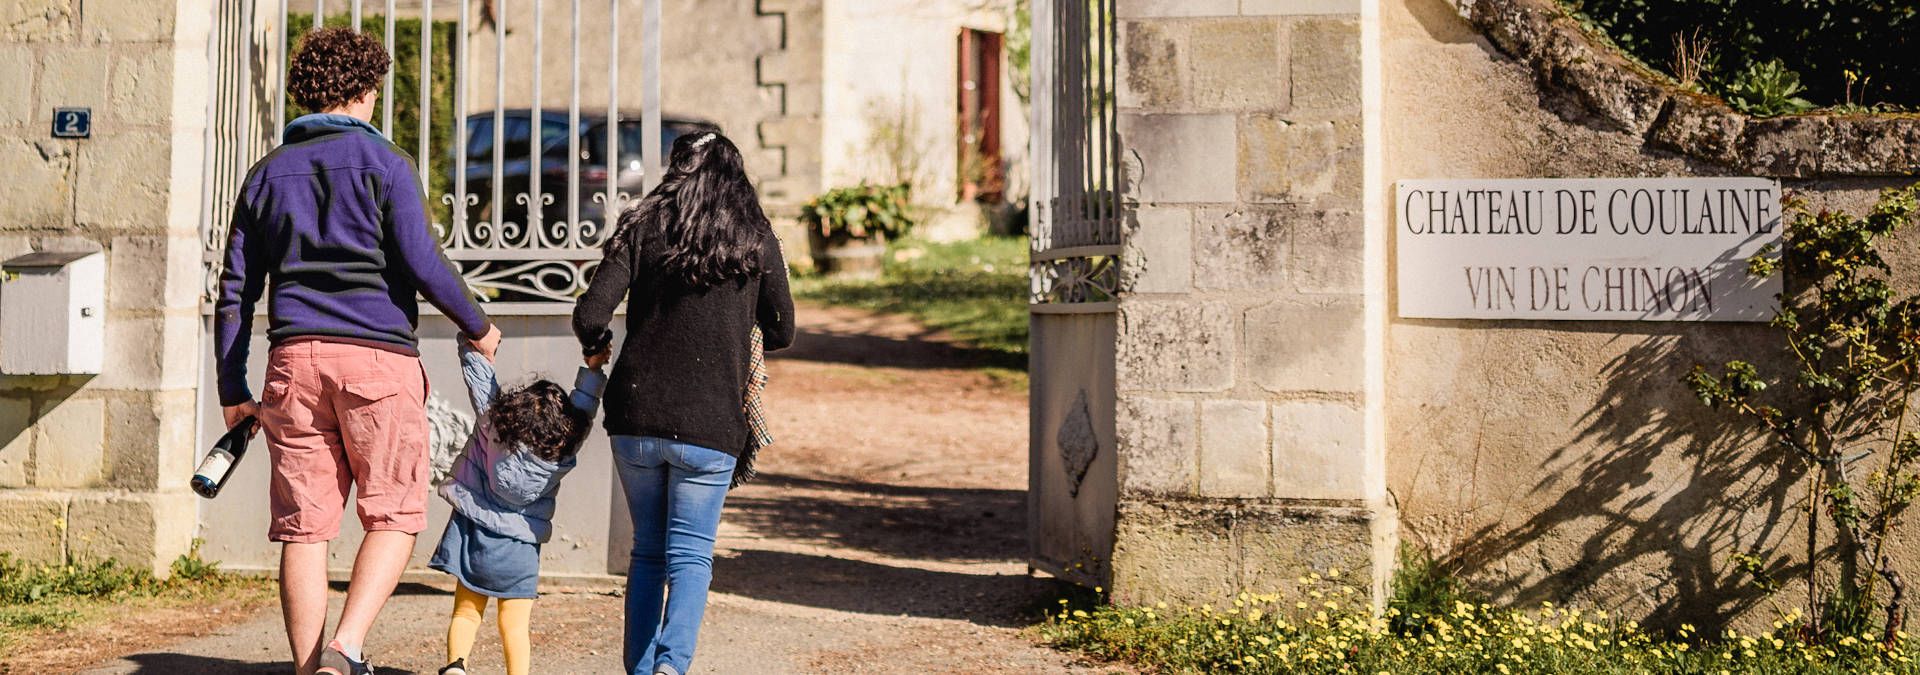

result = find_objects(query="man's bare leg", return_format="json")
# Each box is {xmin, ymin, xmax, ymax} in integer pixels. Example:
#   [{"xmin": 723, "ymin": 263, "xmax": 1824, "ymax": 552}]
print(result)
[
  {"xmin": 281, "ymin": 541, "xmax": 331, "ymax": 675},
  {"xmin": 327, "ymin": 530, "xmax": 418, "ymax": 661}
]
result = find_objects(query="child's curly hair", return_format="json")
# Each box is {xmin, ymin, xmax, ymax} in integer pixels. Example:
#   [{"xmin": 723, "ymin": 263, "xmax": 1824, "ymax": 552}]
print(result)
[
  {"xmin": 488, "ymin": 381, "xmax": 591, "ymax": 462},
  {"xmin": 287, "ymin": 27, "xmax": 390, "ymax": 111}
]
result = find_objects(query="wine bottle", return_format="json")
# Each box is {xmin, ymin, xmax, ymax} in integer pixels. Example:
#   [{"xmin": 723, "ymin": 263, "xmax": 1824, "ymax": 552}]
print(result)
[{"xmin": 191, "ymin": 416, "xmax": 258, "ymax": 499}]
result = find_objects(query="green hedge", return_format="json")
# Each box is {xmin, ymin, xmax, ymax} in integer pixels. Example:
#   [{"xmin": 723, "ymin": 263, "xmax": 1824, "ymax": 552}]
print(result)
[
  {"xmin": 286, "ymin": 14, "xmax": 458, "ymax": 223},
  {"xmin": 1563, "ymin": 0, "xmax": 1919, "ymax": 111}
]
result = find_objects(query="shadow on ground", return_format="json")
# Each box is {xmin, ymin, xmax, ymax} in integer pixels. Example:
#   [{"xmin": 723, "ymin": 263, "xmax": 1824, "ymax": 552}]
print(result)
[
  {"xmin": 712, "ymin": 473, "xmax": 1065, "ymax": 628},
  {"xmin": 724, "ymin": 474, "xmax": 1025, "ymax": 562},
  {"xmin": 102, "ymin": 654, "xmax": 419, "ymax": 675},
  {"xmin": 775, "ymin": 326, "xmax": 1025, "ymax": 371},
  {"xmin": 711, "ymin": 549, "xmax": 1061, "ymax": 628}
]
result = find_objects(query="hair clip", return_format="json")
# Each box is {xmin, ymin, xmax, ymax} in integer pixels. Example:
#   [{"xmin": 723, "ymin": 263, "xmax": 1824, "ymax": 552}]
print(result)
[{"xmin": 691, "ymin": 133, "xmax": 716, "ymax": 149}]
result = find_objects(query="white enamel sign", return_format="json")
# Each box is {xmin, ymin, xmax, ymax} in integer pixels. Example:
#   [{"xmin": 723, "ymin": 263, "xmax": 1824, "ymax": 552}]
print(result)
[{"xmin": 1395, "ymin": 178, "xmax": 1782, "ymax": 322}]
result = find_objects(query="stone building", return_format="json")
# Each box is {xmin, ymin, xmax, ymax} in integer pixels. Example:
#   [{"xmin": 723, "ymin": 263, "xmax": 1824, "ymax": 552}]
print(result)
[{"xmin": 1027, "ymin": 0, "xmax": 1920, "ymax": 626}]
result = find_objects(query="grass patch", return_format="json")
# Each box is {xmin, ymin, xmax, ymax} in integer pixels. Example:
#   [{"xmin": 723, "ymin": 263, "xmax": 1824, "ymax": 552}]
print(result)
[
  {"xmin": 793, "ymin": 235, "xmax": 1028, "ymax": 365},
  {"xmin": 0, "ymin": 542, "xmax": 270, "ymax": 656},
  {"xmin": 1042, "ymin": 557, "xmax": 1920, "ymax": 674}
]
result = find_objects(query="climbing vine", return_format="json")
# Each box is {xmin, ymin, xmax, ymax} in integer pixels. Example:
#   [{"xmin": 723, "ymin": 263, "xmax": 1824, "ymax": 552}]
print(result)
[{"xmin": 1686, "ymin": 186, "xmax": 1920, "ymax": 643}]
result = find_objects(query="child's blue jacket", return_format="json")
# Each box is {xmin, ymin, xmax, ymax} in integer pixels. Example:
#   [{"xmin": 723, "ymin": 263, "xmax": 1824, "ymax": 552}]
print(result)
[{"xmin": 438, "ymin": 344, "xmax": 605, "ymax": 543}]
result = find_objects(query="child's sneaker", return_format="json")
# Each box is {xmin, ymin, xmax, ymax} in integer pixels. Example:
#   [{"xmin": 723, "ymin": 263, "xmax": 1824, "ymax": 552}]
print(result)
[
  {"xmin": 438, "ymin": 657, "xmax": 468, "ymax": 675},
  {"xmin": 317, "ymin": 640, "xmax": 376, "ymax": 675}
]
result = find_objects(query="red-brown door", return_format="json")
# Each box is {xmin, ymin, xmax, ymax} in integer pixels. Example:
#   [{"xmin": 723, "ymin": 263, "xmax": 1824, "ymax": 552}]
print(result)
[{"xmin": 958, "ymin": 28, "xmax": 1005, "ymax": 202}]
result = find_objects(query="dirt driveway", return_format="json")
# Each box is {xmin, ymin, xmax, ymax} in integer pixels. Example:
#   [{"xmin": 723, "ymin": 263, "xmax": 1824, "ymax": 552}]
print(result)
[{"xmin": 59, "ymin": 304, "xmax": 1109, "ymax": 674}]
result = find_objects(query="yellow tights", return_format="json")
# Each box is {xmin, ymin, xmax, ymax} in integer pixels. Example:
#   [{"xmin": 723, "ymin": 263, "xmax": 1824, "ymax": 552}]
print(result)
[{"xmin": 446, "ymin": 582, "xmax": 534, "ymax": 675}]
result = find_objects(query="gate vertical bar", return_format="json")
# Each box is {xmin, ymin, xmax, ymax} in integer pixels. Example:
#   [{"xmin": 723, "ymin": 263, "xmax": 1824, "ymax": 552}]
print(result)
[
  {"xmin": 1030, "ymin": 0, "xmax": 1052, "ymax": 255},
  {"xmin": 200, "ymin": 0, "xmax": 223, "ymax": 250},
  {"xmin": 640, "ymin": 0, "xmax": 662, "ymax": 193},
  {"xmin": 492, "ymin": 0, "xmax": 507, "ymax": 240},
  {"xmin": 1104, "ymin": 0, "xmax": 1119, "ymax": 244},
  {"xmin": 1105, "ymin": 0, "xmax": 1121, "ymax": 241},
  {"xmin": 418, "ymin": 0, "xmax": 432, "ymax": 193},
  {"xmin": 351, "ymin": 0, "xmax": 361, "ymax": 29},
  {"xmin": 528, "ymin": 0, "xmax": 543, "ymax": 237},
  {"xmin": 238, "ymin": 0, "xmax": 254, "ymax": 165},
  {"xmin": 567, "ymin": 0, "xmax": 581, "ymax": 238},
  {"xmin": 382, "ymin": 0, "xmax": 395, "ymax": 134},
  {"xmin": 313, "ymin": 0, "xmax": 322, "ymax": 29},
  {"xmin": 603, "ymin": 0, "xmax": 620, "ymax": 228},
  {"xmin": 276, "ymin": 0, "xmax": 288, "ymax": 141},
  {"xmin": 454, "ymin": 0, "xmax": 470, "ymax": 238},
  {"xmin": 1098, "ymin": 0, "xmax": 1112, "ymax": 242}
]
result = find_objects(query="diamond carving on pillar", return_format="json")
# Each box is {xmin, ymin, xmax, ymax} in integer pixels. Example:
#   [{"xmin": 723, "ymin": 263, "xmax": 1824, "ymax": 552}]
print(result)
[{"xmin": 1058, "ymin": 389, "xmax": 1098, "ymax": 497}]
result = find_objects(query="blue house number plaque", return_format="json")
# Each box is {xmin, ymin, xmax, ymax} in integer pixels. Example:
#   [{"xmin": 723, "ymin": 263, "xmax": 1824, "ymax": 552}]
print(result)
[{"xmin": 52, "ymin": 108, "xmax": 91, "ymax": 139}]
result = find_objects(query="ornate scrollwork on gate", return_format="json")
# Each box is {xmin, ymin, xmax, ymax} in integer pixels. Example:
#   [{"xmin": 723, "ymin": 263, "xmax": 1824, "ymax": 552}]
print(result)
[
  {"xmin": 203, "ymin": 197, "xmax": 626, "ymax": 307},
  {"xmin": 1031, "ymin": 254, "xmax": 1118, "ymax": 305}
]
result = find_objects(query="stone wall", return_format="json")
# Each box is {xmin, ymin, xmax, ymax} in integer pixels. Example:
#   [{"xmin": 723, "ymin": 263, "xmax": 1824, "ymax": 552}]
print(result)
[
  {"xmin": 1102, "ymin": 0, "xmax": 1920, "ymax": 624},
  {"xmin": 1383, "ymin": 0, "xmax": 1918, "ymax": 628},
  {"xmin": 1108, "ymin": 0, "xmax": 1390, "ymax": 606},
  {"xmin": 0, "ymin": 0, "xmax": 209, "ymax": 575}
]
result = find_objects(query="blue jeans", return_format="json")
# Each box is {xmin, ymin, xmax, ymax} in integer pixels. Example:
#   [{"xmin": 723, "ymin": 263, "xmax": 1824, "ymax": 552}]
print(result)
[{"xmin": 612, "ymin": 435, "xmax": 736, "ymax": 675}]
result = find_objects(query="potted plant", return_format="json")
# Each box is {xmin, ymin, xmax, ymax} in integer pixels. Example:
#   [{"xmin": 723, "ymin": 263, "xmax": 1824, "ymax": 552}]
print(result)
[{"xmin": 800, "ymin": 182, "xmax": 914, "ymax": 277}]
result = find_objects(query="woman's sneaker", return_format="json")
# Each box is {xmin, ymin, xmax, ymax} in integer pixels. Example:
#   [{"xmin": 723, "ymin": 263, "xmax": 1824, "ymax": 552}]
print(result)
[{"xmin": 438, "ymin": 657, "xmax": 468, "ymax": 675}]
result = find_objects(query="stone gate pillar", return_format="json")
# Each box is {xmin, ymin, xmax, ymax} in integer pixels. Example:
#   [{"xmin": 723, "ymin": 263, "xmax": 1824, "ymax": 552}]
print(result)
[
  {"xmin": 1108, "ymin": 0, "xmax": 1393, "ymax": 605},
  {"xmin": 0, "ymin": 0, "xmax": 212, "ymax": 576}
]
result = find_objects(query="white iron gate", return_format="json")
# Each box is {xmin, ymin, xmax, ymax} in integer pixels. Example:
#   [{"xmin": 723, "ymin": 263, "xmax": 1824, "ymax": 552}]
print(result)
[
  {"xmin": 196, "ymin": 0, "xmax": 666, "ymax": 578},
  {"xmin": 1028, "ymin": 0, "xmax": 1119, "ymax": 587}
]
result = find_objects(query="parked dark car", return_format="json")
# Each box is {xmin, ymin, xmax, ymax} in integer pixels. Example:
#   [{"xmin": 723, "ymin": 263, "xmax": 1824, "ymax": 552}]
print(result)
[{"xmin": 453, "ymin": 109, "xmax": 719, "ymax": 229}]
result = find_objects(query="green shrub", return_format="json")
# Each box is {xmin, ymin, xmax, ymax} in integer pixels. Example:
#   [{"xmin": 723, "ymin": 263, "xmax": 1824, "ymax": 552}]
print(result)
[
  {"xmin": 0, "ymin": 541, "xmax": 248, "ymax": 639},
  {"xmin": 1723, "ymin": 59, "xmax": 1816, "ymax": 116},
  {"xmin": 1042, "ymin": 569, "xmax": 1920, "ymax": 673},
  {"xmin": 800, "ymin": 183, "xmax": 917, "ymax": 242},
  {"xmin": 0, "ymin": 555, "xmax": 153, "ymax": 605},
  {"xmin": 1389, "ymin": 545, "xmax": 1485, "ymax": 635},
  {"xmin": 1563, "ymin": 0, "xmax": 1919, "ymax": 111}
]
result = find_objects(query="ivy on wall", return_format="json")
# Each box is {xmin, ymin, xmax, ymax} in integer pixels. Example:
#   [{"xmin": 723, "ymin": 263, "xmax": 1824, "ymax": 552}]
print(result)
[{"xmin": 1563, "ymin": 0, "xmax": 1919, "ymax": 112}]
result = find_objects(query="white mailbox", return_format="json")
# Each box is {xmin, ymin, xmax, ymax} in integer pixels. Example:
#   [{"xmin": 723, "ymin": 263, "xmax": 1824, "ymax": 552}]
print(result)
[{"xmin": 1, "ymin": 251, "xmax": 105, "ymax": 375}]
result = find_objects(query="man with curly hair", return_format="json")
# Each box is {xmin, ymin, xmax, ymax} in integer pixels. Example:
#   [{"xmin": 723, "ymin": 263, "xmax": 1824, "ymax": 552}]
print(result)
[{"xmin": 213, "ymin": 26, "xmax": 502, "ymax": 675}]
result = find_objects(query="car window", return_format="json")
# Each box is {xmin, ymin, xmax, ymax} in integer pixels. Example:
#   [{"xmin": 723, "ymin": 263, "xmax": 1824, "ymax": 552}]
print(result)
[
  {"xmin": 464, "ymin": 116, "xmax": 493, "ymax": 159},
  {"xmin": 585, "ymin": 122, "xmax": 690, "ymax": 165},
  {"xmin": 466, "ymin": 113, "xmax": 533, "ymax": 161}
]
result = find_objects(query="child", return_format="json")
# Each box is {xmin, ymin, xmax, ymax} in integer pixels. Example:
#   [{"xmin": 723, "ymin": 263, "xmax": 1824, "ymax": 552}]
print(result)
[{"xmin": 431, "ymin": 341, "xmax": 608, "ymax": 675}]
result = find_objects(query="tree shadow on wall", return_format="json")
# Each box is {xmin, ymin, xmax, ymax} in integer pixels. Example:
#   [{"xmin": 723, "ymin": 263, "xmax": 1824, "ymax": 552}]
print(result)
[{"xmin": 1436, "ymin": 329, "xmax": 1808, "ymax": 632}]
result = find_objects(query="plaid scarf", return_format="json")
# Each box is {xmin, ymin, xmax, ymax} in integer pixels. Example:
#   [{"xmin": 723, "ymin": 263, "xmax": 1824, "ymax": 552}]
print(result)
[{"xmin": 734, "ymin": 325, "xmax": 772, "ymax": 488}]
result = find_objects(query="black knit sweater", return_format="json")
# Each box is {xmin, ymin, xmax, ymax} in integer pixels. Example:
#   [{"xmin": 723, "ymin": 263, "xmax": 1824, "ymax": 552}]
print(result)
[{"xmin": 571, "ymin": 235, "xmax": 795, "ymax": 455}]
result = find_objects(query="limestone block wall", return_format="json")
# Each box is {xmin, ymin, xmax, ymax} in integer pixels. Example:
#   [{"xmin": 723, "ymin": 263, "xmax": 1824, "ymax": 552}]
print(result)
[
  {"xmin": 1108, "ymin": 0, "xmax": 1389, "ymax": 606},
  {"xmin": 0, "ymin": 0, "xmax": 209, "ymax": 575},
  {"xmin": 1384, "ymin": 0, "xmax": 1920, "ymax": 628}
]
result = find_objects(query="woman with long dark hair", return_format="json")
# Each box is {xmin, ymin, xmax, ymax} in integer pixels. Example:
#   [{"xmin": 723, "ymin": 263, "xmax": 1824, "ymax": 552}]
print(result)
[{"xmin": 572, "ymin": 131, "xmax": 795, "ymax": 675}]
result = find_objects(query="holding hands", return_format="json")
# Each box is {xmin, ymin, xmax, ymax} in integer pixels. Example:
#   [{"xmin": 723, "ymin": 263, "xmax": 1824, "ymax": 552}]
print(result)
[
  {"xmin": 583, "ymin": 328, "xmax": 613, "ymax": 370},
  {"xmin": 469, "ymin": 323, "xmax": 504, "ymax": 362}
]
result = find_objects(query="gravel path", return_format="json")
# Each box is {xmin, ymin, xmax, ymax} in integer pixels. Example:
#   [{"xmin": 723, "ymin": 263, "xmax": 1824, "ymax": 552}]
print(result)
[{"xmin": 73, "ymin": 304, "xmax": 1110, "ymax": 674}]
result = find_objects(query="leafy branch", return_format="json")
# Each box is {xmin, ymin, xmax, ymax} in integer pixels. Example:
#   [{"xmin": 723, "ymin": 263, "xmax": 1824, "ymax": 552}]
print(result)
[{"xmin": 1686, "ymin": 186, "xmax": 1920, "ymax": 644}]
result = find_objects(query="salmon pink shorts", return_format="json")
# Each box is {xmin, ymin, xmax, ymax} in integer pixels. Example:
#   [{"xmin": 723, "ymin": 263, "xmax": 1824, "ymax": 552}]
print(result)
[{"xmin": 257, "ymin": 338, "xmax": 431, "ymax": 543}]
